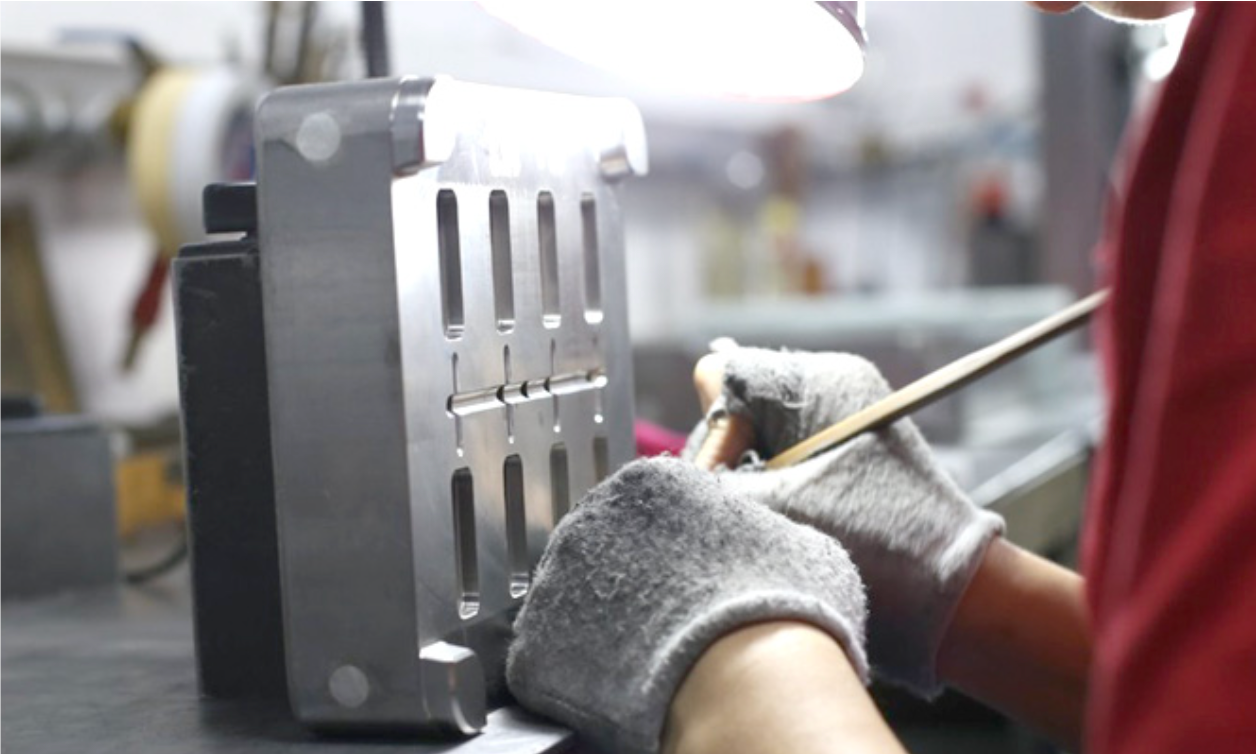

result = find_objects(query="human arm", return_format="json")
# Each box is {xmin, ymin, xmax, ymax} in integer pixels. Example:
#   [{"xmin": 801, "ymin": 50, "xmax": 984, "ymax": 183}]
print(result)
[
  {"xmin": 938, "ymin": 538, "xmax": 1090, "ymax": 752},
  {"xmin": 659, "ymin": 539, "xmax": 1088, "ymax": 754},
  {"xmin": 660, "ymin": 541, "xmax": 1089, "ymax": 754},
  {"xmin": 664, "ymin": 622, "xmax": 907, "ymax": 754}
]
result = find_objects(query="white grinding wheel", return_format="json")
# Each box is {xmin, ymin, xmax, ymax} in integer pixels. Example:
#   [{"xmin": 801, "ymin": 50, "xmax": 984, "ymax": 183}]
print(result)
[{"xmin": 128, "ymin": 67, "xmax": 259, "ymax": 255}]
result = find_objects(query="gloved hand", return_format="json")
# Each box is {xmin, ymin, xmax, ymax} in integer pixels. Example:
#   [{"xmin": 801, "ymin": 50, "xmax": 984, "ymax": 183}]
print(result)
[
  {"xmin": 507, "ymin": 457, "xmax": 869, "ymax": 754},
  {"xmin": 684, "ymin": 348, "xmax": 1005, "ymax": 697}
]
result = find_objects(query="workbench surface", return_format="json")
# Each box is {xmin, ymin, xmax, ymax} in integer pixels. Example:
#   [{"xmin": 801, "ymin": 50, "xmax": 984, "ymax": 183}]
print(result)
[{"xmin": 1, "ymin": 568, "xmax": 572, "ymax": 753}]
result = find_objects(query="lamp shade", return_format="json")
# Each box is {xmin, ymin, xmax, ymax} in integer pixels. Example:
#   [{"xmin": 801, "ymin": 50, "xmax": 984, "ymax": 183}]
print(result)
[{"xmin": 479, "ymin": 1, "xmax": 866, "ymax": 102}]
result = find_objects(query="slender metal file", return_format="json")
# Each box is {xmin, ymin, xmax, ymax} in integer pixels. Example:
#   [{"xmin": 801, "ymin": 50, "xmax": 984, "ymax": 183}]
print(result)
[{"xmin": 766, "ymin": 289, "xmax": 1110, "ymax": 470}]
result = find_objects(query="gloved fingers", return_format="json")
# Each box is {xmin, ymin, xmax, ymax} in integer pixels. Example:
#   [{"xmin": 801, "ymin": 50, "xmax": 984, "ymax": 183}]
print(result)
[
  {"xmin": 721, "ymin": 347, "xmax": 806, "ymax": 419},
  {"xmin": 720, "ymin": 432, "xmax": 874, "ymax": 510},
  {"xmin": 687, "ymin": 342, "xmax": 758, "ymax": 469},
  {"xmin": 724, "ymin": 424, "xmax": 939, "ymax": 509},
  {"xmin": 680, "ymin": 395, "xmax": 719, "ymax": 462},
  {"xmin": 696, "ymin": 409, "xmax": 756, "ymax": 472},
  {"xmin": 720, "ymin": 349, "xmax": 896, "ymax": 454},
  {"xmin": 692, "ymin": 345, "xmax": 905, "ymax": 466},
  {"xmin": 681, "ymin": 395, "xmax": 757, "ymax": 470},
  {"xmin": 693, "ymin": 351, "xmax": 732, "ymax": 414}
]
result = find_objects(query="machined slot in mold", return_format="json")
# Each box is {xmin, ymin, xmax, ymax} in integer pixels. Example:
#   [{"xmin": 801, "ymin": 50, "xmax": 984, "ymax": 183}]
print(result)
[
  {"xmin": 550, "ymin": 443, "xmax": 570, "ymax": 523},
  {"xmin": 503, "ymin": 455, "xmax": 529, "ymax": 598},
  {"xmin": 451, "ymin": 468, "xmax": 479, "ymax": 619},
  {"xmin": 451, "ymin": 354, "xmax": 464, "ymax": 455},
  {"xmin": 549, "ymin": 340, "xmax": 560, "ymax": 432},
  {"xmin": 503, "ymin": 345, "xmax": 516, "ymax": 443},
  {"xmin": 581, "ymin": 194, "xmax": 602, "ymax": 323},
  {"xmin": 489, "ymin": 191, "xmax": 515, "ymax": 332},
  {"xmin": 537, "ymin": 192, "xmax": 560, "ymax": 328},
  {"xmin": 437, "ymin": 189, "xmax": 465, "ymax": 339},
  {"xmin": 593, "ymin": 436, "xmax": 609, "ymax": 484}
]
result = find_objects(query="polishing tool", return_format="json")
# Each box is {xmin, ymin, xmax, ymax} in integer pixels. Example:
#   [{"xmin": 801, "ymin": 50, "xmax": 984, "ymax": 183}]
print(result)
[
  {"xmin": 767, "ymin": 289, "xmax": 1109, "ymax": 468},
  {"xmin": 696, "ymin": 290, "xmax": 1109, "ymax": 470}
]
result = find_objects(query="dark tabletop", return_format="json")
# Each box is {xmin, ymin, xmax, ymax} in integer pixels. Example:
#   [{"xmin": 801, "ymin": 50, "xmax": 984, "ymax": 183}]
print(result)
[{"xmin": 1, "ymin": 568, "xmax": 572, "ymax": 754}]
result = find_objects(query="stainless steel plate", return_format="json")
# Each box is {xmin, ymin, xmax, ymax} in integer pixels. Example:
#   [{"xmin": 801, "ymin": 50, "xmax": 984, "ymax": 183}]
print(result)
[{"xmin": 256, "ymin": 76, "xmax": 646, "ymax": 734}]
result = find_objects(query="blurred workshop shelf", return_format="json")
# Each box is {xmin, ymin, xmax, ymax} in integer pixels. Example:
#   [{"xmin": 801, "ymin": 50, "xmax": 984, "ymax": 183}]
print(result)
[{"xmin": 684, "ymin": 285, "xmax": 1077, "ymax": 346}]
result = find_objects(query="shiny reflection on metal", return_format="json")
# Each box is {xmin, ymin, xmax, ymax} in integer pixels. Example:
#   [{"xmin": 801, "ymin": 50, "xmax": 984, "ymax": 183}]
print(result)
[
  {"xmin": 546, "ymin": 371, "xmax": 596, "ymax": 397},
  {"xmin": 295, "ymin": 112, "xmax": 342, "ymax": 163},
  {"xmin": 448, "ymin": 386, "xmax": 502, "ymax": 418},
  {"xmin": 595, "ymin": 101, "xmax": 647, "ymax": 180},
  {"xmin": 500, "ymin": 383, "xmax": 528, "ymax": 406},
  {"xmin": 390, "ymin": 77, "xmax": 454, "ymax": 174},
  {"xmin": 447, "ymin": 369, "xmax": 608, "ymax": 417},
  {"xmin": 329, "ymin": 665, "xmax": 371, "ymax": 709},
  {"xmin": 258, "ymin": 77, "xmax": 643, "ymax": 733},
  {"xmin": 420, "ymin": 642, "xmax": 488, "ymax": 735}
]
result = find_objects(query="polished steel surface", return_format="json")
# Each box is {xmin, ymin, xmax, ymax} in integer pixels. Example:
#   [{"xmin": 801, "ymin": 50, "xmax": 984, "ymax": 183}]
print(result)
[{"xmin": 257, "ymin": 76, "xmax": 645, "ymax": 732}]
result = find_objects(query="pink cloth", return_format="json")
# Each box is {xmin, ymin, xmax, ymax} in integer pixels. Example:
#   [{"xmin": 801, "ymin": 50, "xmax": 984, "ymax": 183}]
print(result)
[{"xmin": 634, "ymin": 419, "xmax": 688, "ymax": 458}]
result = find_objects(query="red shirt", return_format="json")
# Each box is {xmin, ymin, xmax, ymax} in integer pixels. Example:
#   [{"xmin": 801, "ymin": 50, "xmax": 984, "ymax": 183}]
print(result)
[{"xmin": 1084, "ymin": 2, "xmax": 1256, "ymax": 751}]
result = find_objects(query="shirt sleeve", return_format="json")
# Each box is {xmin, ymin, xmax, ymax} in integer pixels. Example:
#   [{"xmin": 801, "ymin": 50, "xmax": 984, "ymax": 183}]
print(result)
[{"xmin": 1085, "ymin": 4, "xmax": 1256, "ymax": 752}]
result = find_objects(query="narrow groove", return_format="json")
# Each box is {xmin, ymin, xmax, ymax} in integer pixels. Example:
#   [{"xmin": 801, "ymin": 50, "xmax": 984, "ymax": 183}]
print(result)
[
  {"xmin": 504, "ymin": 345, "xmax": 515, "ymax": 443},
  {"xmin": 503, "ymin": 455, "xmax": 529, "ymax": 598},
  {"xmin": 451, "ymin": 354, "xmax": 463, "ymax": 455},
  {"xmin": 451, "ymin": 468, "xmax": 479, "ymax": 619},
  {"xmin": 490, "ymin": 190, "xmax": 515, "ymax": 332},
  {"xmin": 437, "ymin": 189, "xmax": 464, "ymax": 339},
  {"xmin": 593, "ymin": 437, "xmax": 609, "ymax": 483},
  {"xmin": 581, "ymin": 194, "xmax": 603, "ymax": 323},
  {"xmin": 537, "ymin": 192, "xmax": 561, "ymax": 328},
  {"xmin": 550, "ymin": 443, "xmax": 570, "ymax": 523},
  {"xmin": 550, "ymin": 340, "xmax": 560, "ymax": 432}
]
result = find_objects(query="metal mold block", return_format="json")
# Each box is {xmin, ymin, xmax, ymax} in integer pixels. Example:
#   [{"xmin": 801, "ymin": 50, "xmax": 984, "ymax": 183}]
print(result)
[{"xmin": 256, "ymin": 77, "xmax": 646, "ymax": 733}]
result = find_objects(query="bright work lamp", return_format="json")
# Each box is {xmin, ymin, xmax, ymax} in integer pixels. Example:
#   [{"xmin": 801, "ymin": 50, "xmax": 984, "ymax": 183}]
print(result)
[{"xmin": 479, "ymin": 1, "xmax": 867, "ymax": 101}]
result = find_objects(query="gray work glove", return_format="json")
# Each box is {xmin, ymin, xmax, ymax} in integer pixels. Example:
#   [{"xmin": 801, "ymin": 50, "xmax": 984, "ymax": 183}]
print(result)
[
  {"xmin": 685, "ymin": 348, "xmax": 1004, "ymax": 698},
  {"xmin": 507, "ymin": 457, "xmax": 869, "ymax": 754}
]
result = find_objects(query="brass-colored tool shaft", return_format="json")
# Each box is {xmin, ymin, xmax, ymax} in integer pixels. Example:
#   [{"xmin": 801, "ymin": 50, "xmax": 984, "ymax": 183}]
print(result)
[{"xmin": 765, "ymin": 289, "xmax": 1110, "ymax": 470}]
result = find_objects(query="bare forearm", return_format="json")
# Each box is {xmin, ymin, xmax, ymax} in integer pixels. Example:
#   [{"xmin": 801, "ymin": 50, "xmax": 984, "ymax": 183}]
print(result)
[
  {"xmin": 663, "ymin": 622, "xmax": 907, "ymax": 754},
  {"xmin": 937, "ymin": 538, "xmax": 1091, "ymax": 751}
]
